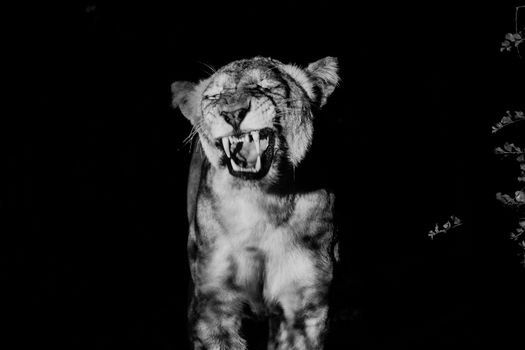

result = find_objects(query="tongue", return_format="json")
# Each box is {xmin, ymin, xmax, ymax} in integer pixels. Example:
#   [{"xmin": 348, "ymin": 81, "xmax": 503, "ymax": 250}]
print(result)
[{"xmin": 236, "ymin": 142, "xmax": 258, "ymax": 164}]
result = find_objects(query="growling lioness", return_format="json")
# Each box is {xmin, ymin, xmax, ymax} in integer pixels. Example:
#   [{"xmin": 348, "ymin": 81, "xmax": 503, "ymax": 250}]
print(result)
[{"xmin": 172, "ymin": 56, "xmax": 340, "ymax": 350}]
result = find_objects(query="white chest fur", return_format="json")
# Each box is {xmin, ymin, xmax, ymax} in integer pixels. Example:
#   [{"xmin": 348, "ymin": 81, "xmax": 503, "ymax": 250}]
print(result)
[{"xmin": 198, "ymin": 169, "xmax": 331, "ymax": 305}]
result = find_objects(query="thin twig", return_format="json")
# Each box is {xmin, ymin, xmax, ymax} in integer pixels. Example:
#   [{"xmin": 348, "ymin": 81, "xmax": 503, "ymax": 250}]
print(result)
[{"xmin": 515, "ymin": 6, "xmax": 525, "ymax": 57}]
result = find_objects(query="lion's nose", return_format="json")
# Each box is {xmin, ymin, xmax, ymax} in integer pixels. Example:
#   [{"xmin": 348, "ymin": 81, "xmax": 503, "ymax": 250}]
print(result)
[{"xmin": 220, "ymin": 102, "xmax": 250, "ymax": 128}]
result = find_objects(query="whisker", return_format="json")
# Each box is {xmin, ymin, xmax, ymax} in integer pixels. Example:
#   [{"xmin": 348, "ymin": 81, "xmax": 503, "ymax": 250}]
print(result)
[
  {"xmin": 183, "ymin": 120, "xmax": 205, "ymax": 147},
  {"xmin": 196, "ymin": 61, "xmax": 217, "ymax": 76}
]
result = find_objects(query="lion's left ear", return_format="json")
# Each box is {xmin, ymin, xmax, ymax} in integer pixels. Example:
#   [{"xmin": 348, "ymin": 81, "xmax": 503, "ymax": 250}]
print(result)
[{"xmin": 306, "ymin": 57, "xmax": 340, "ymax": 107}]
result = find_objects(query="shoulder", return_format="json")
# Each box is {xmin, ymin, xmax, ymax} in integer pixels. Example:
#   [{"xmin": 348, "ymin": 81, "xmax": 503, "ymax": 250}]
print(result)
[{"xmin": 295, "ymin": 189, "xmax": 335, "ymax": 215}]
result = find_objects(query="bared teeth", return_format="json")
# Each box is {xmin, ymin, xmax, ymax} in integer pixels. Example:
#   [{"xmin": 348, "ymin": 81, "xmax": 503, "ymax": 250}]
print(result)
[
  {"xmin": 230, "ymin": 159, "xmax": 241, "ymax": 171},
  {"xmin": 251, "ymin": 131, "xmax": 260, "ymax": 154},
  {"xmin": 222, "ymin": 130, "xmax": 267, "ymax": 173},
  {"xmin": 222, "ymin": 137, "xmax": 231, "ymax": 158},
  {"xmin": 230, "ymin": 156, "xmax": 262, "ymax": 173}
]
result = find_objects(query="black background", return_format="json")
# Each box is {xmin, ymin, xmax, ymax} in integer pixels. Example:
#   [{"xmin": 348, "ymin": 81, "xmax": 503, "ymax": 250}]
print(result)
[{"xmin": 5, "ymin": 1, "xmax": 525, "ymax": 349}]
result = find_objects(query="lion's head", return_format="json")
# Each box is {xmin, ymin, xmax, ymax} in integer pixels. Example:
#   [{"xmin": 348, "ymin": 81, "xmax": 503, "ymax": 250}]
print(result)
[{"xmin": 172, "ymin": 56, "xmax": 339, "ymax": 185}]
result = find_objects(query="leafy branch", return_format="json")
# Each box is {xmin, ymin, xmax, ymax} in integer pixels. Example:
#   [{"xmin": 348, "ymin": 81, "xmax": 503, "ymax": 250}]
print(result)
[
  {"xmin": 496, "ymin": 191, "xmax": 525, "ymax": 207},
  {"xmin": 501, "ymin": 31, "xmax": 524, "ymax": 53},
  {"xmin": 494, "ymin": 111, "xmax": 525, "ymax": 267},
  {"xmin": 428, "ymin": 215, "xmax": 463, "ymax": 240},
  {"xmin": 494, "ymin": 142, "xmax": 524, "ymax": 156},
  {"xmin": 509, "ymin": 219, "xmax": 525, "ymax": 241},
  {"xmin": 501, "ymin": 5, "xmax": 525, "ymax": 56},
  {"xmin": 491, "ymin": 110, "xmax": 525, "ymax": 133}
]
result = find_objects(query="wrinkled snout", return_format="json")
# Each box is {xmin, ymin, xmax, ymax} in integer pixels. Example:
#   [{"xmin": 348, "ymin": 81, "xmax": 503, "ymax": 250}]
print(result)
[{"xmin": 217, "ymin": 93, "xmax": 251, "ymax": 129}]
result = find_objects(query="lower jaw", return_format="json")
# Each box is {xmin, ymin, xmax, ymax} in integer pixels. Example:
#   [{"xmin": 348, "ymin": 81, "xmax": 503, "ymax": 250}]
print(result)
[{"xmin": 225, "ymin": 152, "xmax": 273, "ymax": 179}]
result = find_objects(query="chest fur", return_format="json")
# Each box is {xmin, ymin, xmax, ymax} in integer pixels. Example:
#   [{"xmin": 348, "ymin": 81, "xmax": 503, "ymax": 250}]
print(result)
[
  {"xmin": 196, "ymin": 186, "xmax": 334, "ymax": 265},
  {"xmin": 219, "ymin": 193, "xmax": 268, "ymax": 236},
  {"xmin": 193, "ymin": 171, "xmax": 335, "ymax": 298}
]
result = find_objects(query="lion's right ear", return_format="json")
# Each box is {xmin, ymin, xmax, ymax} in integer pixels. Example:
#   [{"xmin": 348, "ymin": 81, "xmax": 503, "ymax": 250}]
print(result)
[
  {"xmin": 171, "ymin": 81, "xmax": 197, "ymax": 124},
  {"xmin": 306, "ymin": 57, "xmax": 340, "ymax": 108}
]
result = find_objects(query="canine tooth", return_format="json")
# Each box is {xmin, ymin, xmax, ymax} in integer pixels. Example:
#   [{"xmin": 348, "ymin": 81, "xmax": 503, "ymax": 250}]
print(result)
[
  {"xmin": 255, "ymin": 156, "xmax": 261, "ymax": 172},
  {"xmin": 222, "ymin": 137, "xmax": 231, "ymax": 158},
  {"xmin": 231, "ymin": 159, "xmax": 240, "ymax": 171},
  {"xmin": 251, "ymin": 131, "xmax": 260, "ymax": 154}
]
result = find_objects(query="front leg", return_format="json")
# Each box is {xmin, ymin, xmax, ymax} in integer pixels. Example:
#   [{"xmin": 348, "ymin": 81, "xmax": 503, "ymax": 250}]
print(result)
[
  {"xmin": 187, "ymin": 231, "xmax": 249, "ymax": 350},
  {"xmin": 267, "ymin": 286, "xmax": 330, "ymax": 350},
  {"xmin": 265, "ymin": 245, "xmax": 333, "ymax": 350},
  {"xmin": 189, "ymin": 288, "xmax": 247, "ymax": 350}
]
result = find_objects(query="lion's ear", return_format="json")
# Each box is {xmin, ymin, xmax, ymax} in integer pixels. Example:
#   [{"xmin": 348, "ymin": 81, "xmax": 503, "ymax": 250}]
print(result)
[
  {"xmin": 306, "ymin": 57, "xmax": 340, "ymax": 107},
  {"xmin": 171, "ymin": 81, "xmax": 198, "ymax": 124}
]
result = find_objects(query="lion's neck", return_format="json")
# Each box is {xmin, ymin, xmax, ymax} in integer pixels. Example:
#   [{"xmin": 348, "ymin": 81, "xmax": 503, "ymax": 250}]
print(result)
[
  {"xmin": 205, "ymin": 170, "xmax": 294, "ymax": 230},
  {"xmin": 206, "ymin": 167, "xmax": 295, "ymax": 209}
]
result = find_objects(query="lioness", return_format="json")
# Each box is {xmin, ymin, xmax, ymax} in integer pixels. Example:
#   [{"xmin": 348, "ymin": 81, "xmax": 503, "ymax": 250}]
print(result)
[{"xmin": 172, "ymin": 56, "xmax": 339, "ymax": 350}]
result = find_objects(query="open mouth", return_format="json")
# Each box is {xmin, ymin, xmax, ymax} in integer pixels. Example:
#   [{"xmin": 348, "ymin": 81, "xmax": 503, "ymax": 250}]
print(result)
[{"xmin": 217, "ymin": 128, "xmax": 275, "ymax": 178}]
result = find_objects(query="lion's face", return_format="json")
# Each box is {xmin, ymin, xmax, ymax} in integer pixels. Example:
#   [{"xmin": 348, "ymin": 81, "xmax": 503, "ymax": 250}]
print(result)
[{"xmin": 172, "ymin": 57, "xmax": 339, "ymax": 184}]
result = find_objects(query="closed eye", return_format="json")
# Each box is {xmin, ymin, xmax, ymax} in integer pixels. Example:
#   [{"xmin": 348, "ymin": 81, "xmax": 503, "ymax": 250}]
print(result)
[
  {"xmin": 257, "ymin": 83, "xmax": 286, "ymax": 98},
  {"xmin": 205, "ymin": 94, "xmax": 220, "ymax": 100},
  {"xmin": 258, "ymin": 82, "xmax": 281, "ymax": 90}
]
